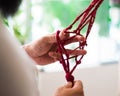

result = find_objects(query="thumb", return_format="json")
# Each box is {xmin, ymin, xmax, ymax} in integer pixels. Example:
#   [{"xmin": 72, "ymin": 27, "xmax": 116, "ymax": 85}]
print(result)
[
  {"xmin": 64, "ymin": 82, "xmax": 73, "ymax": 88},
  {"xmin": 73, "ymin": 80, "xmax": 83, "ymax": 90}
]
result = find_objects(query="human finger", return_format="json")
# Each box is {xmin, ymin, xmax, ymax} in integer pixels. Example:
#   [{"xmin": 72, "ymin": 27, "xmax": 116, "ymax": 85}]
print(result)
[
  {"xmin": 72, "ymin": 80, "xmax": 83, "ymax": 90},
  {"xmin": 48, "ymin": 52, "xmax": 61, "ymax": 61},
  {"xmin": 65, "ymin": 49, "xmax": 87, "ymax": 56},
  {"xmin": 44, "ymin": 30, "xmax": 69, "ymax": 43},
  {"xmin": 43, "ymin": 33, "xmax": 56, "ymax": 43},
  {"xmin": 59, "ymin": 29, "xmax": 69, "ymax": 40},
  {"xmin": 64, "ymin": 82, "xmax": 73, "ymax": 88},
  {"xmin": 63, "ymin": 35, "xmax": 85, "ymax": 45}
]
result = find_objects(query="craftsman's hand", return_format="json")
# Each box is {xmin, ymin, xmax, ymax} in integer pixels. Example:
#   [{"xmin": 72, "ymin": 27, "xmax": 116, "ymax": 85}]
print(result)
[
  {"xmin": 54, "ymin": 80, "xmax": 84, "ymax": 96},
  {"xmin": 23, "ymin": 30, "xmax": 86, "ymax": 65}
]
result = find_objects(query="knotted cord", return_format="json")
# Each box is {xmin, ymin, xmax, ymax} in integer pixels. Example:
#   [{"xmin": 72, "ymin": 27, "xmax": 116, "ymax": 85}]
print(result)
[{"xmin": 56, "ymin": 0, "xmax": 103, "ymax": 84}]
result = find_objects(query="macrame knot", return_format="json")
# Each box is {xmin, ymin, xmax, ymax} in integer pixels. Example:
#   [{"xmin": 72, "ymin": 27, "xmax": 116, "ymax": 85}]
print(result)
[
  {"xmin": 56, "ymin": 0, "xmax": 103, "ymax": 84},
  {"xmin": 80, "ymin": 41, "xmax": 87, "ymax": 46},
  {"xmin": 66, "ymin": 73, "xmax": 74, "ymax": 82}
]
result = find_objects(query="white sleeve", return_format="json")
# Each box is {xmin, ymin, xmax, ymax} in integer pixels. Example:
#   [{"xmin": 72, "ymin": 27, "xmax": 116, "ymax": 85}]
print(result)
[
  {"xmin": 119, "ymin": 62, "xmax": 120, "ymax": 96},
  {"xmin": 0, "ymin": 19, "xmax": 39, "ymax": 96}
]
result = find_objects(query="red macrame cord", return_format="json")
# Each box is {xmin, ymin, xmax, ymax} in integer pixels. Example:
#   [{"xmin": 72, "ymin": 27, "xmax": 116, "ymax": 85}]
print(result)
[{"xmin": 56, "ymin": 0, "xmax": 103, "ymax": 83}]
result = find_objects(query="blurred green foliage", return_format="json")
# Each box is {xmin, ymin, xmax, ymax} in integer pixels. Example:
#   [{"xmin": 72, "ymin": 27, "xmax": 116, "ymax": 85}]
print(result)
[
  {"xmin": 4, "ymin": 0, "xmax": 110, "ymax": 44},
  {"xmin": 42, "ymin": 0, "xmax": 109, "ymax": 36},
  {"xmin": 13, "ymin": 25, "xmax": 27, "ymax": 44}
]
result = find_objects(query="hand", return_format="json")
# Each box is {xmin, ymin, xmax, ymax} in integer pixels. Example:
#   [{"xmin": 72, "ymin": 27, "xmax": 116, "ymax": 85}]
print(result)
[
  {"xmin": 23, "ymin": 30, "xmax": 86, "ymax": 65},
  {"xmin": 54, "ymin": 80, "xmax": 84, "ymax": 96}
]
